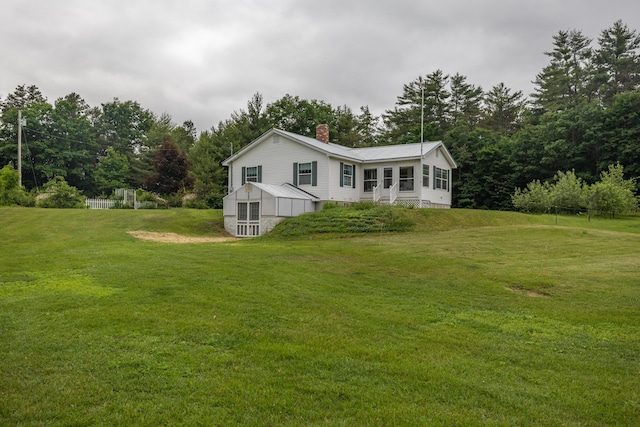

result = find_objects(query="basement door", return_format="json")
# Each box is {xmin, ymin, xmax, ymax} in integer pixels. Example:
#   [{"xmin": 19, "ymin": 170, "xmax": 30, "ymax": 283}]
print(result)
[{"xmin": 237, "ymin": 201, "xmax": 260, "ymax": 236}]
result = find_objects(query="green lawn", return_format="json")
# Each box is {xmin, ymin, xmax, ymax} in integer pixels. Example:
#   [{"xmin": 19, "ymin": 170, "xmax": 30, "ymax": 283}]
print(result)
[{"xmin": 1, "ymin": 207, "xmax": 639, "ymax": 426}]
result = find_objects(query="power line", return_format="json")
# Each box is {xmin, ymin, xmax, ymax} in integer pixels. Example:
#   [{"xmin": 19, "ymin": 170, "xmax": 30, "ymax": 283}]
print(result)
[
  {"xmin": 20, "ymin": 128, "xmax": 40, "ymax": 191},
  {"xmin": 24, "ymin": 127, "xmax": 95, "ymax": 146},
  {"xmin": 24, "ymin": 128, "xmax": 189, "ymax": 151}
]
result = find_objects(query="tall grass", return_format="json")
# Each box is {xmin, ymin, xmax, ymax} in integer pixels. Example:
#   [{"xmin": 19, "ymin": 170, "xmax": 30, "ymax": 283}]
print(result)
[{"xmin": 1, "ymin": 207, "xmax": 639, "ymax": 426}]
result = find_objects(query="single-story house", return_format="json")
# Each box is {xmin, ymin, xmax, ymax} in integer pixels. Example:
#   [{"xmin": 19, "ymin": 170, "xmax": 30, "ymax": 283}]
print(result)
[{"xmin": 222, "ymin": 125, "xmax": 457, "ymax": 237}]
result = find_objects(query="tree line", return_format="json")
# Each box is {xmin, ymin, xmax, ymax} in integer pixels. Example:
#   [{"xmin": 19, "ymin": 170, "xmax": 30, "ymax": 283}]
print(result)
[{"xmin": 0, "ymin": 20, "xmax": 638, "ymax": 210}]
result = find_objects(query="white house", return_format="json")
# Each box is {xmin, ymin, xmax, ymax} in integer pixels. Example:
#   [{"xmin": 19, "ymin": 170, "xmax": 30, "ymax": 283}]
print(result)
[{"xmin": 222, "ymin": 125, "xmax": 457, "ymax": 237}]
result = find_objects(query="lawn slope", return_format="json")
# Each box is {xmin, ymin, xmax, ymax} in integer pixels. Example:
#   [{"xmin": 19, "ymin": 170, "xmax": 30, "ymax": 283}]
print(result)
[{"xmin": 1, "ymin": 207, "xmax": 639, "ymax": 426}]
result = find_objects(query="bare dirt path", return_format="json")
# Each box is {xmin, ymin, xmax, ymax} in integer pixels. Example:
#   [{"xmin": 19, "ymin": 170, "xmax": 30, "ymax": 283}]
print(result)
[{"xmin": 127, "ymin": 230, "xmax": 238, "ymax": 243}]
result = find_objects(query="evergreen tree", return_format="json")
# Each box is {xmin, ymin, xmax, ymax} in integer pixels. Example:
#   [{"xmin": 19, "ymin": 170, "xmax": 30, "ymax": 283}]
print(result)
[
  {"xmin": 532, "ymin": 29, "xmax": 594, "ymax": 113},
  {"xmin": 354, "ymin": 106, "xmax": 383, "ymax": 147},
  {"xmin": 601, "ymin": 91, "xmax": 640, "ymax": 179},
  {"xmin": 188, "ymin": 130, "xmax": 229, "ymax": 207},
  {"xmin": 383, "ymin": 71, "xmax": 452, "ymax": 144},
  {"xmin": 449, "ymin": 73, "xmax": 483, "ymax": 127},
  {"xmin": 423, "ymin": 70, "xmax": 452, "ymax": 135},
  {"xmin": 593, "ymin": 20, "xmax": 640, "ymax": 107},
  {"xmin": 481, "ymin": 83, "xmax": 527, "ymax": 136}
]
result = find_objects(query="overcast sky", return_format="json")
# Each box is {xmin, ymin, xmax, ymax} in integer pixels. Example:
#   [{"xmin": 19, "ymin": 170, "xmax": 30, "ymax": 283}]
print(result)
[{"xmin": 2, "ymin": 0, "xmax": 640, "ymax": 133}]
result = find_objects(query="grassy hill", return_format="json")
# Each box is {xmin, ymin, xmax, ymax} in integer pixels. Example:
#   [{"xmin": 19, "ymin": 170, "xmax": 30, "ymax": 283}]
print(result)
[{"xmin": 1, "ymin": 207, "xmax": 639, "ymax": 426}]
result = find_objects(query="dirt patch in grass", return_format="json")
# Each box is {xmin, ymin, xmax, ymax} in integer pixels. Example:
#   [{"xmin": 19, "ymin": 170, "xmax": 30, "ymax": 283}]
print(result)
[
  {"xmin": 508, "ymin": 285, "xmax": 547, "ymax": 298},
  {"xmin": 128, "ymin": 230, "xmax": 237, "ymax": 243}
]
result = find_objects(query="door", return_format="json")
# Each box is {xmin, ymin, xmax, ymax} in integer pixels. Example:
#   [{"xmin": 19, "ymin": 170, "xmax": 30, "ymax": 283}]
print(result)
[{"xmin": 237, "ymin": 201, "xmax": 260, "ymax": 236}]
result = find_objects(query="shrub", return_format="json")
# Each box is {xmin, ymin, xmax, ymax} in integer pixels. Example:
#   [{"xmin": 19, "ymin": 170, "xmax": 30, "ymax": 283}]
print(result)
[
  {"xmin": 550, "ymin": 170, "xmax": 586, "ymax": 211},
  {"xmin": 0, "ymin": 164, "xmax": 34, "ymax": 206},
  {"xmin": 514, "ymin": 163, "xmax": 638, "ymax": 215},
  {"xmin": 512, "ymin": 180, "xmax": 551, "ymax": 213},
  {"xmin": 584, "ymin": 164, "xmax": 637, "ymax": 215},
  {"xmin": 182, "ymin": 190, "xmax": 223, "ymax": 209},
  {"xmin": 36, "ymin": 176, "xmax": 85, "ymax": 208}
]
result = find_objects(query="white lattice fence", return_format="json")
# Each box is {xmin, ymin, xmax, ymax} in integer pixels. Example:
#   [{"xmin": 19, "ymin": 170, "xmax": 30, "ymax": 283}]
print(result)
[{"xmin": 394, "ymin": 199, "xmax": 431, "ymax": 209}]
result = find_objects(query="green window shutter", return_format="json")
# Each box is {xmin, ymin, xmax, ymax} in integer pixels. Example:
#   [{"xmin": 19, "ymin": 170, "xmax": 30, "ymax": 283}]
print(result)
[
  {"xmin": 352, "ymin": 164, "xmax": 356, "ymax": 188},
  {"xmin": 312, "ymin": 161, "xmax": 317, "ymax": 186},
  {"xmin": 339, "ymin": 162, "xmax": 344, "ymax": 187},
  {"xmin": 257, "ymin": 165, "xmax": 262, "ymax": 183},
  {"xmin": 293, "ymin": 163, "xmax": 298, "ymax": 186},
  {"xmin": 241, "ymin": 166, "xmax": 246, "ymax": 185}
]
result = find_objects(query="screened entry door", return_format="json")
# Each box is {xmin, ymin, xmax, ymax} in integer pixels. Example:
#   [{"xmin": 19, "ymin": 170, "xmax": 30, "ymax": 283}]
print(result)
[{"xmin": 237, "ymin": 202, "xmax": 260, "ymax": 236}]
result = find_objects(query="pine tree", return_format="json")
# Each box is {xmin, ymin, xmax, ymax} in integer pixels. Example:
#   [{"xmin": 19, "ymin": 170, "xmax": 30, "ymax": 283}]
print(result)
[
  {"xmin": 481, "ymin": 83, "xmax": 526, "ymax": 136},
  {"xmin": 532, "ymin": 29, "xmax": 594, "ymax": 112},
  {"xmin": 593, "ymin": 20, "xmax": 640, "ymax": 106}
]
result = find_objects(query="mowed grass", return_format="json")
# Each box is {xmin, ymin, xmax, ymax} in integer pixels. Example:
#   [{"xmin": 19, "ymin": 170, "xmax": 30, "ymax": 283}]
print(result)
[{"xmin": 0, "ymin": 207, "xmax": 639, "ymax": 426}]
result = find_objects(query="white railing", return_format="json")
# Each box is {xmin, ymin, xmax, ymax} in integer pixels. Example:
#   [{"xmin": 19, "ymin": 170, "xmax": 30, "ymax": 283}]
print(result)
[
  {"xmin": 389, "ymin": 182, "xmax": 398, "ymax": 205},
  {"xmin": 86, "ymin": 199, "xmax": 116, "ymax": 209},
  {"xmin": 237, "ymin": 222, "xmax": 260, "ymax": 237},
  {"xmin": 372, "ymin": 183, "xmax": 382, "ymax": 202}
]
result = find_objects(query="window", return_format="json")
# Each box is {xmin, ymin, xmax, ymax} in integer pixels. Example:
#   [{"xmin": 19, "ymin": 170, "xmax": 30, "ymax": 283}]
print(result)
[
  {"xmin": 293, "ymin": 161, "xmax": 317, "ymax": 186},
  {"xmin": 237, "ymin": 202, "xmax": 247, "ymax": 221},
  {"xmin": 339, "ymin": 162, "xmax": 355, "ymax": 188},
  {"xmin": 249, "ymin": 201, "xmax": 260, "ymax": 221},
  {"xmin": 435, "ymin": 167, "xmax": 449, "ymax": 190},
  {"xmin": 238, "ymin": 201, "xmax": 260, "ymax": 221},
  {"xmin": 246, "ymin": 166, "xmax": 258, "ymax": 182},
  {"xmin": 422, "ymin": 164, "xmax": 429, "ymax": 187},
  {"xmin": 364, "ymin": 169, "xmax": 377, "ymax": 192},
  {"xmin": 242, "ymin": 165, "xmax": 261, "ymax": 184},
  {"xmin": 399, "ymin": 166, "xmax": 414, "ymax": 191},
  {"xmin": 383, "ymin": 168, "xmax": 393, "ymax": 189},
  {"xmin": 298, "ymin": 162, "xmax": 312, "ymax": 185}
]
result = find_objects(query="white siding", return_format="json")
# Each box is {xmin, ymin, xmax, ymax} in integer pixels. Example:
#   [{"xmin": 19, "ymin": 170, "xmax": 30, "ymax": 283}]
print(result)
[
  {"xmin": 229, "ymin": 135, "xmax": 332, "ymax": 200},
  {"xmin": 420, "ymin": 147, "xmax": 453, "ymax": 206},
  {"xmin": 277, "ymin": 198, "xmax": 313, "ymax": 217},
  {"xmin": 327, "ymin": 159, "xmax": 360, "ymax": 202}
]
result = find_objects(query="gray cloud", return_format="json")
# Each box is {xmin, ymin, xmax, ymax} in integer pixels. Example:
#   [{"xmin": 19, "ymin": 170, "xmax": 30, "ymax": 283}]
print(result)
[{"xmin": 2, "ymin": 0, "xmax": 640, "ymax": 133}]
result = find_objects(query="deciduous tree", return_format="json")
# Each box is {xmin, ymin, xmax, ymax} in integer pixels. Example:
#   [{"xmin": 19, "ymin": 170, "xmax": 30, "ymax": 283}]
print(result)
[
  {"xmin": 94, "ymin": 147, "xmax": 130, "ymax": 195},
  {"xmin": 144, "ymin": 137, "xmax": 192, "ymax": 195}
]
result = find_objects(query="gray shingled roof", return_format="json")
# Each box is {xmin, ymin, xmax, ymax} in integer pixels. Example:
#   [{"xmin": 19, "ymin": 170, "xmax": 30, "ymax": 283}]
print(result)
[
  {"xmin": 223, "ymin": 128, "xmax": 456, "ymax": 168},
  {"xmin": 352, "ymin": 142, "xmax": 442, "ymax": 162},
  {"xmin": 276, "ymin": 129, "xmax": 363, "ymax": 161}
]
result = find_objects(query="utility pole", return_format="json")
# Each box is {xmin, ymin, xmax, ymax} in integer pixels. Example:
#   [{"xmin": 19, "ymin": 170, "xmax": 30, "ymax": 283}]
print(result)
[
  {"xmin": 18, "ymin": 110, "xmax": 22, "ymax": 187},
  {"xmin": 419, "ymin": 84, "xmax": 424, "ymax": 208}
]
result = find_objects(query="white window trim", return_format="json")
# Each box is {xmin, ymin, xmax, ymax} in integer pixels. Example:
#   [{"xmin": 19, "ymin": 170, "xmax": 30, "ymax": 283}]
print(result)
[
  {"xmin": 298, "ymin": 162, "xmax": 312, "ymax": 186},
  {"xmin": 363, "ymin": 168, "xmax": 377, "ymax": 192},
  {"xmin": 399, "ymin": 166, "xmax": 414, "ymax": 192}
]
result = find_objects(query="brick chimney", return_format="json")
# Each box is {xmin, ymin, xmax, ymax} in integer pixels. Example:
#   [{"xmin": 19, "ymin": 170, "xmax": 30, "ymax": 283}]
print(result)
[{"xmin": 315, "ymin": 124, "xmax": 329, "ymax": 144}]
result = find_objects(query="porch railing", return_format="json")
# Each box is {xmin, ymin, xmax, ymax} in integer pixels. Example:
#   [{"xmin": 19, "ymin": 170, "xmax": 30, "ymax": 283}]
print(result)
[
  {"xmin": 372, "ymin": 183, "xmax": 382, "ymax": 203},
  {"xmin": 389, "ymin": 182, "xmax": 398, "ymax": 205}
]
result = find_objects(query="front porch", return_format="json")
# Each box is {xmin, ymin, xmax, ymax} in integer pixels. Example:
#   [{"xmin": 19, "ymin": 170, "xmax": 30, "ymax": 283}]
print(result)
[{"xmin": 365, "ymin": 182, "xmax": 450, "ymax": 209}]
